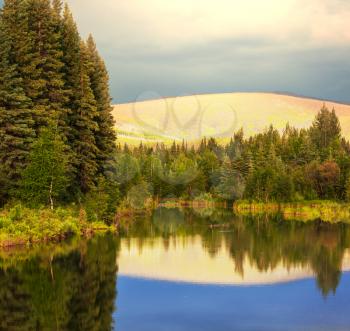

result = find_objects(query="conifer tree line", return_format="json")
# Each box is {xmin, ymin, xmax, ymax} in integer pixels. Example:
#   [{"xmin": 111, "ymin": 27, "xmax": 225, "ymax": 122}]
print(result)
[
  {"xmin": 0, "ymin": 0, "xmax": 116, "ymax": 206},
  {"xmin": 115, "ymin": 106, "xmax": 350, "ymax": 203}
]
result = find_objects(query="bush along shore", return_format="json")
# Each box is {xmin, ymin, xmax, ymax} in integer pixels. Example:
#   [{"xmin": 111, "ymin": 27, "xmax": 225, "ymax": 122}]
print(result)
[
  {"xmin": 0, "ymin": 205, "xmax": 115, "ymax": 248},
  {"xmin": 234, "ymin": 200, "xmax": 350, "ymax": 223},
  {"xmin": 2, "ymin": 198, "xmax": 350, "ymax": 248}
]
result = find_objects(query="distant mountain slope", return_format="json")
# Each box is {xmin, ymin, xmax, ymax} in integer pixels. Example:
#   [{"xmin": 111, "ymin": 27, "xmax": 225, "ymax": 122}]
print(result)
[{"xmin": 113, "ymin": 93, "xmax": 350, "ymax": 145}]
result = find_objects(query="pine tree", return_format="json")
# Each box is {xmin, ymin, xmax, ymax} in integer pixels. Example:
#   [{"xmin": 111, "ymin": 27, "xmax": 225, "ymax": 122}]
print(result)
[
  {"xmin": 10, "ymin": 0, "xmax": 66, "ymax": 131},
  {"xmin": 0, "ymin": 0, "xmax": 117, "ymax": 204},
  {"xmin": 0, "ymin": 9, "xmax": 35, "ymax": 201},
  {"xmin": 346, "ymin": 176, "xmax": 350, "ymax": 202},
  {"xmin": 254, "ymin": 143, "xmax": 266, "ymax": 168},
  {"xmin": 215, "ymin": 156, "xmax": 245, "ymax": 201},
  {"xmin": 49, "ymin": 0, "xmax": 70, "ymax": 134},
  {"xmin": 61, "ymin": 6, "xmax": 99, "ymax": 193},
  {"xmin": 61, "ymin": 3, "xmax": 81, "ymax": 112},
  {"xmin": 242, "ymin": 150, "xmax": 254, "ymax": 176},
  {"xmin": 70, "ymin": 41, "xmax": 99, "ymax": 193},
  {"xmin": 309, "ymin": 105, "xmax": 341, "ymax": 158},
  {"xmin": 86, "ymin": 35, "xmax": 116, "ymax": 174}
]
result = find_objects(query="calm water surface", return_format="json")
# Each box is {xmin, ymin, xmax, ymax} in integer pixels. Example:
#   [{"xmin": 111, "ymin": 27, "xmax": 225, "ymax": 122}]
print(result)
[{"xmin": 1, "ymin": 207, "xmax": 350, "ymax": 330}]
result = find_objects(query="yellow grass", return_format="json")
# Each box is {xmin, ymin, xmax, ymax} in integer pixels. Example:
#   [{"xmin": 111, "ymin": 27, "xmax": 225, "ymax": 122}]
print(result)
[{"xmin": 113, "ymin": 92, "xmax": 350, "ymax": 145}]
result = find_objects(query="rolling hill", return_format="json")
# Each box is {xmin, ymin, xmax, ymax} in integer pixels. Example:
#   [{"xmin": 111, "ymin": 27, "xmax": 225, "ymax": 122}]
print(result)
[{"xmin": 113, "ymin": 92, "xmax": 350, "ymax": 145}]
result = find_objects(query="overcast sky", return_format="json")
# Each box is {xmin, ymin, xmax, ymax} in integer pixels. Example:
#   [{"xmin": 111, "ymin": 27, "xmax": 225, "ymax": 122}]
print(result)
[{"xmin": 2, "ymin": 0, "xmax": 350, "ymax": 103}]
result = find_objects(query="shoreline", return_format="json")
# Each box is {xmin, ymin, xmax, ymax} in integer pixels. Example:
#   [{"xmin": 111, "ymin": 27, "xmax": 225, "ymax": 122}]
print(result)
[
  {"xmin": 2, "ymin": 199, "xmax": 350, "ymax": 249},
  {"xmin": 0, "ymin": 206, "xmax": 116, "ymax": 249},
  {"xmin": 234, "ymin": 200, "xmax": 350, "ymax": 223}
]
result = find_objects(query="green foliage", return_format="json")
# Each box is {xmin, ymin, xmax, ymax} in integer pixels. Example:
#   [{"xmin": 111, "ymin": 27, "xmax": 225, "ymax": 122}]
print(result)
[
  {"xmin": 306, "ymin": 160, "xmax": 341, "ymax": 199},
  {"xmin": 234, "ymin": 200, "xmax": 350, "ymax": 223},
  {"xmin": 20, "ymin": 126, "xmax": 70, "ymax": 209},
  {"xmin": 126, "ymin": 180, "xmax": 152, "ymax": 209},
  {"xmin": 0, "ymin": 0, "xmax": 116, "ymax": 204},
  {"xmin": 0, "ymin": 206, "xmax": 83, "ymax": 247},
  {"xmin": 346, "ymin": 177, "xmax": 350, "ymax": 202},
  {"xmin": 84, "ymin": 177, "xmax": 120, "ymax": 223},
  {"xmin": 112, "ymin": 152, "xmax": 141, "ymax": 195},
  {"xmin": 215, "ymin": 157, "xmax": 245, "ymax": 201},
  {"xmin": 86, "ymin": 35, "xmax": 116, "ymax": 173},
  {"xmin": 110, "ymin": 105, "xmax": 349, "ymax": 205},
  {"xmin": 309, "ymin": 105, "xmax": 341, "ymax": 159},
  {"xmin": 0, "ymin": 9, "xmax": 35, "ymax": 201}
]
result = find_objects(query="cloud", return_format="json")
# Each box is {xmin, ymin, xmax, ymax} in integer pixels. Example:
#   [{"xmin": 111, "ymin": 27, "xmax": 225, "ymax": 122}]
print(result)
[
  {"xmin": 69, "ymin": 0, "xmax": 350, "ymax": 50},
  {"xmin": 3, "ymin": 0, "xmax": 348, "ymax": 103},
  {"xmin": 106, "ymin": 41, "xmax": 350, "ymax": 104},
  {"xmin": 64, "ymin": 0, "xmax": 350, "ymax": 103}
]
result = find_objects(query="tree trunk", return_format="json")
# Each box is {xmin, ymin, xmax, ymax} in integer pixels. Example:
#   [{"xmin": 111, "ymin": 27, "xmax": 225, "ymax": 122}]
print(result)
[{"xmin": 49, "ymin": 179, "xmax": 54, "ymax": 210}]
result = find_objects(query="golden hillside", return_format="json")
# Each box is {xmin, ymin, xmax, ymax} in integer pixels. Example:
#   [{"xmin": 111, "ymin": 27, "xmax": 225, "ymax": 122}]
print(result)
[{"xmin": 113, "ymin": 93, "xmax": 350, "ymax": 145}]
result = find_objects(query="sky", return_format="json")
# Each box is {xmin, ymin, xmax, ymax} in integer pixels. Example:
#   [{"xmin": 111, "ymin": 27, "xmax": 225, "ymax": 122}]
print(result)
[{"xmin": 1, "ymin": 0, "xmax": 350, "ymax": 103}]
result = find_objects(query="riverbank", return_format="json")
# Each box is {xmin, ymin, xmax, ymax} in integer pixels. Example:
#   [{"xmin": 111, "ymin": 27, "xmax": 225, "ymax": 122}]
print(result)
[
  {"xmin": 115, "ymin": 195, "xmax": 226, "ymax": 220},
  {"xmin": 0, "ymin": 205, "xmax": 115, "ymax": 248},
  {"xmin": 2, "ymin": 199, "xmax": 350, "ymax": 249},
  {"xmin": 234, "ymin": 200, "xmax": 350, "ymax": 223}
]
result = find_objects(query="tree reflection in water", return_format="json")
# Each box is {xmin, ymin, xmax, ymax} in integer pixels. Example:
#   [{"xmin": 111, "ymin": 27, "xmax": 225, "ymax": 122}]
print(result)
[
  {"xmin": 122, "ymin": 207, "xmax": 350, "ymax": 297},
  {"xmin": 0, "ymin": 234, "xmax": 119, "ymax": 331}
]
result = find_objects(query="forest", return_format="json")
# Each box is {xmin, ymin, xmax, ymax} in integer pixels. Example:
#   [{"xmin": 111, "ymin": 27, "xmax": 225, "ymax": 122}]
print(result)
[
  {"xmin": 1, "ymin": 1, "xmax": 350, "ymax": 246},
  {"xmin": 115, "ymin": 106, "xmax": 350, "ymax": 206},
  {"xmin": 0, "ymin": 0, "xmax": 116, "ymax": 209}
]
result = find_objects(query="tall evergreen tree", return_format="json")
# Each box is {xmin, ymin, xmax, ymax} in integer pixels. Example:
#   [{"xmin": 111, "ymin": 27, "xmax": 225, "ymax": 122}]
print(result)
[
  {"xmin": 61, "ymin": 6, "xmax": 99, "ymax": 193},
  {"xmin": 0, "ymin": 0, "xmax": 117, "ymax": 204},
  {"xmin": 9, "ymin": 0, "xmax": 66, "ymax": 131},
  {"xmin": 309, "ymin": 105, "xmax": 341, "ymax": 158},
  {"xmin": 70, "ymin": 41, "xmax": 99, "ymax": 193},
  {"xmin": 215, "ymin": 157, "xmax": 245, "ymax": 201},
  {"xmin": 0, "ymin": 10, "xmax": 35, "ymax": 202},
  {"xmin": 86, "ymin": 35, "xmax": 116, "ymax": 174},
  {"xmin": 61, "ymin": 3, "xmax": 81, "ymax": 113}
]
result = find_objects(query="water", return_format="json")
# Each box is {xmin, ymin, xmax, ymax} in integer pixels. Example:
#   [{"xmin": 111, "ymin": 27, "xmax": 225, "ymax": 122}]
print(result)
[{"xmin": 1, "ymin": 207, "xmax": 350, "ymax": 330}]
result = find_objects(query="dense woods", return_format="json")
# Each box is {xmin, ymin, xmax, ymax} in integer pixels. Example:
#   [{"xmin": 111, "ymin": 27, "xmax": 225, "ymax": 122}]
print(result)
[
  {"xmin": 0, "ymin": 0, "xmax": 116, "ymax": 209},
  {"xmin": 115, "ymin": 106, "xmax": 350, "ymax": 205}
]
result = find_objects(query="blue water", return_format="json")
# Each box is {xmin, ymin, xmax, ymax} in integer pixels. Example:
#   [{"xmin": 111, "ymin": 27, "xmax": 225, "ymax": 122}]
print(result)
[{"xmin": 115, "ymin": 273, "xmax": 350, "ymax": 331}]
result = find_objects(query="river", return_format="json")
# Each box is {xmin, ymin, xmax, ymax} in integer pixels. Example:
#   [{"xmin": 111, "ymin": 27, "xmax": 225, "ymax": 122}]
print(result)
[{"xmin": 1, "ymin": 207, "xmax": 350, "ymax": 330}]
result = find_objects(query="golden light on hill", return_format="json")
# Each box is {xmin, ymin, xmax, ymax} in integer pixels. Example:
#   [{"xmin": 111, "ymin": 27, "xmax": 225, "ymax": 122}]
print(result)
[{"xmin": 113, "ymin": 93, "xmax": 350, "ymax": 145}]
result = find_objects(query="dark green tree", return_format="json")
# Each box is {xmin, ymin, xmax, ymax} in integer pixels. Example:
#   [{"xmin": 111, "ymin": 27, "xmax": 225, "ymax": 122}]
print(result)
[
  {"xmin": 215, "ymin": 157, "xmax": 245, "ymax": 201},
  {"xmin": 309, "ymin": 105, "xmax": 341, "ymax": 159},
  {"xmin": 69, "ymin": 41, "xmax": 99, "ymax": 193},
  {"xmin": 86, "ymin": 35, "xmax": 116, "ymax": 174},
  {"xmin": 0, "ymin": 12, "xmax": 35, "ymax": 202}
]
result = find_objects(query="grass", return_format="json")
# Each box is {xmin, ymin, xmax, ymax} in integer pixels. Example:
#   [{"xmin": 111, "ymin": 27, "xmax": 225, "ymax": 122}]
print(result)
[
  {"xmin": 234, "ymin": 200, "xmax": 350, "ymax": 223},
  {"xmin": 157, "ymin": 194, "xmax": 227, "ymax": 209},
  {"xmin": 0, "ymin": 204, "xmax": 115, "ymax": 248},
  {"xmin": 116, "ymin": 128, "xmax": 178, "ymax": 146}
]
